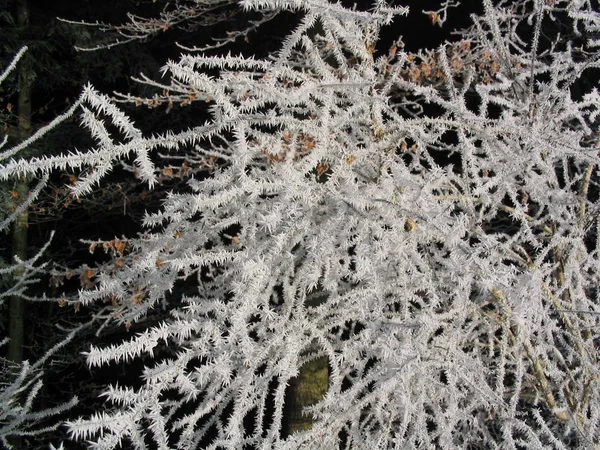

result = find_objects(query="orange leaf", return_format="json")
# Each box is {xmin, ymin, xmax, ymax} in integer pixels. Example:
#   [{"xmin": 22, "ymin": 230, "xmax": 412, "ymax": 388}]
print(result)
[
  {"xmin": 80, "ymin": 269, "xmax": 96, "ymax": 288},
  {"xmin": 428, "ymin": 11, "xmax": 441, "ymax": 26},
  {"xmin": 132, "ymin": 290, "xmax": 146, "ymax": 305},
  {"xmin": 6, "ymin": 103, "xmax": 12, "ymax": 112},
  {"xmin": 304, "ymin": 138, "xmax": 316, "ymax": 150},
  {"xmin": 316, "ymin": 162, "xmax": 329, "ymax": 176},
  {"xmin": 460, "ymin": 40, "xmax": 471, "ymax": 52},
  {"xmin": 490, "ymin": 60, "xmax": 500, "ymax": 75},
  {"xmin": 421, "ymin": 63, "xmax": 432, "ymax": 78},
  {"xmin": 113, "ymin": 239, "xmax": 127, "ymax": 255}
]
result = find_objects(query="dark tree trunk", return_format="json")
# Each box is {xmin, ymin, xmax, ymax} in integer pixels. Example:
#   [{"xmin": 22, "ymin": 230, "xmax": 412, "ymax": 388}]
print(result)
[{"xmin": 8, "ymin": 2, "xmax": 32, "ymax": 448}]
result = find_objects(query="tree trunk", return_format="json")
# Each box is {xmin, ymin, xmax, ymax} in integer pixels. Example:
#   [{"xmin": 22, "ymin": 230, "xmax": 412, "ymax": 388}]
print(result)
[
  {"xmin": 283, "ymin": 356, "xmax": 329, "ymax": 436},
  {"xmin": 7, "ymin": 2, "xmax": 32, "ymax": 448},
  {"xmin": 283, "ymin": 292, "xmax": 329, "ymax": 437},
  {"xmin": 8, "ymin": 0, "xmax": 31, "ymax": 367},
  {"xmin": 7, "ymin": 182, "xmax": 28, "ymax": 365}
]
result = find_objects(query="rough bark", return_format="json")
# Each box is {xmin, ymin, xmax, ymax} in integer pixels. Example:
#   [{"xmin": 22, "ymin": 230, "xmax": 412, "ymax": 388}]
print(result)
[{"xmin": 283, "ymin": 293, "xmax": 329, "ymax": 436}]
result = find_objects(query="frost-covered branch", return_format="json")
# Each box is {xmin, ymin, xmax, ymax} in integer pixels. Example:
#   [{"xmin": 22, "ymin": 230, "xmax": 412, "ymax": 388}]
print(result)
[{"xmin": 3, "ymin": 0, "xmax": 598, "ymax": 448}]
